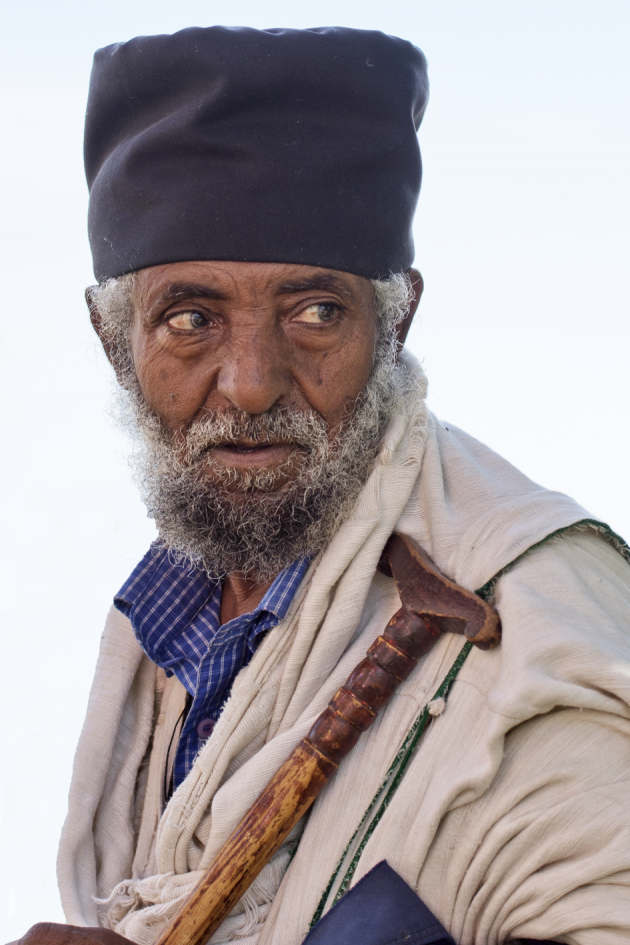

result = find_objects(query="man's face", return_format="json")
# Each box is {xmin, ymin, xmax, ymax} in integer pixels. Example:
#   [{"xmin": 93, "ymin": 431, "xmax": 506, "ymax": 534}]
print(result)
[
  {"xmin": 130, "ymin": 260, "xmax": 379, "ymax": 489},
  {"xmin": 94, "ymin": 259, "xmax": 412, "ymax": 579}
]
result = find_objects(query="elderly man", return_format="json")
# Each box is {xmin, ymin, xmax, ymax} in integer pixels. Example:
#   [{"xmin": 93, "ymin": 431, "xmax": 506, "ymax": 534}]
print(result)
[{"xmin": 14, "ymin": 25, "xmax": 630, "ymax": 945}]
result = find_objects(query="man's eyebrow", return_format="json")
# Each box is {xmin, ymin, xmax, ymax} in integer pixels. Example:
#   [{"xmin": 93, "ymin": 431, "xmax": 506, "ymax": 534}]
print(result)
[
  {"xmin": 153, "ymin": 283, "xmax": 228, "ymax": 305},
  {"xmin": 276, "ymin": 275, "xmax": 357, "ymax": 301},
  {"xmin": 146, "ymin": 276, "xmax": 358, "ymax": 307}
]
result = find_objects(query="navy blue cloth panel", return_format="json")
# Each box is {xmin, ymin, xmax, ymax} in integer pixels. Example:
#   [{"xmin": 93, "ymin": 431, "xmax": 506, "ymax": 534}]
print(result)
[
  {"xmin": 302, "ymin": 862, "xmax": 560, "ymax": 945},
  {"xmin": 303, "ymin": 861, "xmax": 455, "ymax": 945}
]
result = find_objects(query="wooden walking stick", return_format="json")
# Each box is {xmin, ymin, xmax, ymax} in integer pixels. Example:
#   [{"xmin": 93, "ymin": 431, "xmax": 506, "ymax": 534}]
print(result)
[{"xmin": 155, "ymin": 534, "xmax": 501, "ymax": 945}]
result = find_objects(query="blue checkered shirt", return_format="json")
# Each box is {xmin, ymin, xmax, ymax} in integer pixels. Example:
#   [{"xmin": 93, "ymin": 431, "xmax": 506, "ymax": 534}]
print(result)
[{"xmin": 114, "ymin": 547, "xmax": 310, "ymax": 789}]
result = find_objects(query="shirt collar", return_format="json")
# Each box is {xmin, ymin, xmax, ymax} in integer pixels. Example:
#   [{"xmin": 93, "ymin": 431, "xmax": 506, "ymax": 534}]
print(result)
[
  {"xmin": 114, "ymin": 544, "xmax": 310, "ymax": 661},
  {"xmin": 255, "ymin": 555, "xmax": 311, "ymax": 622}
]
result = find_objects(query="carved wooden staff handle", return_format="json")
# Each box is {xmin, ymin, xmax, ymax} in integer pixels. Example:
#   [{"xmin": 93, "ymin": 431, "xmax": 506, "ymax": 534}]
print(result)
[{"xmin": 155, "ymin": 534, "xmax": 501, "ymax": 945}]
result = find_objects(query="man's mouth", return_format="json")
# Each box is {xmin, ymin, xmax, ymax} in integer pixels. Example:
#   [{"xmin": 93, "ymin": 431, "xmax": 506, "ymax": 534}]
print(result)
[{"xmin": 208, "ymin": 439, "xmax": 302, "ymax": 467}]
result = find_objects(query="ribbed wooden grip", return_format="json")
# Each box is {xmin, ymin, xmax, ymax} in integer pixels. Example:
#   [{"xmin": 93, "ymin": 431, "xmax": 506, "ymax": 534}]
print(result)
[
  {"xmin": 155, "ymin": 535, "xmax": 501, "ymax": 945},
  {"xmin": 304, "ymin": 609, "xmax": 432, "ymax": 765}
]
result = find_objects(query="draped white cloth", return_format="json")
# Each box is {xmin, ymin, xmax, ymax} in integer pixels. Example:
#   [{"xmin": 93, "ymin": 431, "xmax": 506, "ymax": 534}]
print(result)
[{"xmin": 58, "ymin": 355, "xmax": 630, "ymax": 944}]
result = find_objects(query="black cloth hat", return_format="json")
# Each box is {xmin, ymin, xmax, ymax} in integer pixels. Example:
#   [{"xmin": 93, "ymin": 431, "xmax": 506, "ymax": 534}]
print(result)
[{"xmin": 85, "ymin": 26, "xmax": 429, "ymax": 283}]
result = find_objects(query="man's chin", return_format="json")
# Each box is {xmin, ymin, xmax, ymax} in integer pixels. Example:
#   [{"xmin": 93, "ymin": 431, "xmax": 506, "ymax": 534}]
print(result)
[{"xmin": 201, "ymin": 478, "xmax": 294, "ymax": 499}]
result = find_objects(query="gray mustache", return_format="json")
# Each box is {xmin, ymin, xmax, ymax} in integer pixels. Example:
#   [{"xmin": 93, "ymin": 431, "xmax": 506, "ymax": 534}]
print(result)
[{"xmin": 183, "ymin": 408, "xmax": 329, "ymax": 462}]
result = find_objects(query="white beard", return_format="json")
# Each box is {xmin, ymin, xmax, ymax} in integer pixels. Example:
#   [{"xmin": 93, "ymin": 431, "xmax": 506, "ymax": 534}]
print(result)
[{"xmin": 117, "ymin": 330, "xmax": 406, "ymax": 580}]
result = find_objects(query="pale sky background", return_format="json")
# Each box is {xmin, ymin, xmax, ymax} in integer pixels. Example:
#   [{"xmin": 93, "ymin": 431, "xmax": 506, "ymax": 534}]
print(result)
[{"xmin": 1, "ymin": 0, "xmax": 628, "ymax": 938}]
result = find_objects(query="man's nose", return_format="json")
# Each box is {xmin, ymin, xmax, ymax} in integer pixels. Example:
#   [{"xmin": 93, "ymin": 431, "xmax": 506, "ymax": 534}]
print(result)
[{"xmin": 215, "ymin": 329, "xmax": 292, "ymax": 414}]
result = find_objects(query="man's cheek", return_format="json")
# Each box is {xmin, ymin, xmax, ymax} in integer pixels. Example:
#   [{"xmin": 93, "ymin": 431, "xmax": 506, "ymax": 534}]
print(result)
[
  {"xmin": 296, "ymin": 360, "xmax": 373, "ymax": 425},
  {"xmin": 134, "ymin": 354, "xmax": 203, "ymax": 427}
]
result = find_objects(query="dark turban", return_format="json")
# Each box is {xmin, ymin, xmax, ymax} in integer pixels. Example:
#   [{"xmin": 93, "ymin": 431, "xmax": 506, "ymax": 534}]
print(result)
[{"xmin": 85, "ymin": 26, "xmax": 429, "ymax": 282}]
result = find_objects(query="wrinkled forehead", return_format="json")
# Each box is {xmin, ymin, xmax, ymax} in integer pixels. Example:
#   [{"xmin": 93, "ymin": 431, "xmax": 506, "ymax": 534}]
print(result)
[{"xmin": 131, "ymin": 260, "xmax": 377, "ymax": 314}]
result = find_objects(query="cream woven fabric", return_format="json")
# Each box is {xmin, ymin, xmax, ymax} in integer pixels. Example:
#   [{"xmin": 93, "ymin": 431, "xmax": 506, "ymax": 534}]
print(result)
[{"xmin": 58, "ymin": 355, "xmax": 630, "ymax": 944}]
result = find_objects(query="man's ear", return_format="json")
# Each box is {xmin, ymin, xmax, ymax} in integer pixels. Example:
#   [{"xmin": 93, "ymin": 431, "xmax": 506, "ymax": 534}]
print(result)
[
  {"xmin": 86, "ymin": 285, "xmax": 122, "ymax": 376},
  {"xmin": 396, "ymin": 268, "xmax": 424, "ymax": 348}
]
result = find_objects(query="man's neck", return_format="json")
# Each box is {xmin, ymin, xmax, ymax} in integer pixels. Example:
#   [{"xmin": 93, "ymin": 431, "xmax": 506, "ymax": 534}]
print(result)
[{"xmin": 220, "ymin": 571, "xmax": 277, "ymax": 624}]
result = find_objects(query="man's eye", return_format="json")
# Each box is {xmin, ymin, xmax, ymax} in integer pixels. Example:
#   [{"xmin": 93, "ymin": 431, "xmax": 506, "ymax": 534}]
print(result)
[
  {"xmin": 295, "ymin": 303, "xmax": 339, "ymax": 324},
  {"xmin": 167, "ymin": 311, "xmax": 209, "ymax": 330}
]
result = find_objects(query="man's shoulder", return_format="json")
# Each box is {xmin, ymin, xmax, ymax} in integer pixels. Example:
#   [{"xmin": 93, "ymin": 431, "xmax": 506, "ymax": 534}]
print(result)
[{"xmin": 403, "ymin": 412, "xmax": 597, "ymax": 594}]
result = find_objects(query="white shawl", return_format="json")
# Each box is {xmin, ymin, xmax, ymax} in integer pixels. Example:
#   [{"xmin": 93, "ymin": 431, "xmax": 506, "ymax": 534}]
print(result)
[{"xmin": 58, "ymin": 356, "xmax": 630, "ymax": 944}]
